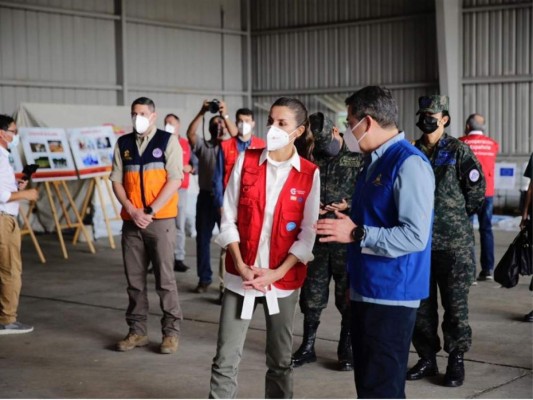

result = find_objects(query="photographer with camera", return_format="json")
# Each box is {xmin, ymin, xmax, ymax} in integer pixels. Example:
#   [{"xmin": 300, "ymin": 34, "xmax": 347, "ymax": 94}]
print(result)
[
  {"xmin": 187, "ymin": 99, "xmax": 237, "ymax": 295},
  {"xmin": 0, "ymin": 114, "xmax": 39, "ymax": 335}
]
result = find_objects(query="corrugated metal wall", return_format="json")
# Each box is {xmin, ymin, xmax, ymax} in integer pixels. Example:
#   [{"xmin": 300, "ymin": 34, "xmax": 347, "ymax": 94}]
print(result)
[
  {"xmin": 462, "ymin": 0, "xmax": 532, "ymax": 159},
  {"xmin": 250, "ymin": 0, "xmax": 440, "ymax": 141},
  {"xmin": 0, "ymin": 0, "xmax": 248, "ymax": 124}
]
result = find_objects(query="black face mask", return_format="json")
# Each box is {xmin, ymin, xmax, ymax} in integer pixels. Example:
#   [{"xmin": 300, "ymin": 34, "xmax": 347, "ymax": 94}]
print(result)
[
  {"xmin": 416, "ymin": 115, "xmax": 439, "ymax": 134},
  {"xmin": 321, "ymin": 137, "xmax": 341, "ymax": 157}
]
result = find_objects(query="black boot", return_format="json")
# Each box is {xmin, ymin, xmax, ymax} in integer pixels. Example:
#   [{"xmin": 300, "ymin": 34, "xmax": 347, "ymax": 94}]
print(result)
[
  {"xmin": 406, "ymin": 357, "xmax": 438, "ymax": 380},
  {"xmin": 337, "ymin": 323, "xmax": 353, "ymax": 371},
  {"xmin": 444, "ymin": 351, "xmax": 465, "ymax": 387},
  {"xmin": 292, "ymin": 320, "xmax": 319, "ymax": 368}
]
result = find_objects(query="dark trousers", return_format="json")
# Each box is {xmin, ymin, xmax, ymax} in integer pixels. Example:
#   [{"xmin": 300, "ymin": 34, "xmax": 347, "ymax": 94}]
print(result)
[
  {"xmin": 350, "ymin": 301, "xmax": 417, "ymax": 399},
  {"xmin": 195, "ymin": 190, "xmax": 220, "ymax": 285},
  {"xmin": 299, "ymin": 243, "xmax": 349, "ymax": 323},
  {"xmin": 412, "ymin": 249, "xmax": 474, "ymax": 357},
  {"xmin": 471, "ymin": 196, "xmax": 495, "ymax": 275},
  {"xmin": 121, "ymin": 219, "xmax": 182, "ymax": 336}
]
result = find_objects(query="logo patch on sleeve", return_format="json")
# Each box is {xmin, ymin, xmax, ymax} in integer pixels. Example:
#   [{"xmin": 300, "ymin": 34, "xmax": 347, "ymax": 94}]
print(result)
[{"xmin": 469, "ymin": 169, "xmax": 480, "ymax": 183}]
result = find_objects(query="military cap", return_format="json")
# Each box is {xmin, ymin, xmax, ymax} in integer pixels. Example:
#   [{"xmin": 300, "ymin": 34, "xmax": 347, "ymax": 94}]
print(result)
[
  {"xmin": 309, "ymin": 112, "xmax": 335, "ymax": 150},
  {"xmin": 417, "ymin": 95, "xmax": 449, "ymax": 114}
]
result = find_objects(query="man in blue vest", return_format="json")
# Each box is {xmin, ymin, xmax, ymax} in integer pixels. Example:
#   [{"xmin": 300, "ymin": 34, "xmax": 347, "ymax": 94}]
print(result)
[{"xmin": 316, "ymin": 86, "xmax": 435, "ymax": 399}]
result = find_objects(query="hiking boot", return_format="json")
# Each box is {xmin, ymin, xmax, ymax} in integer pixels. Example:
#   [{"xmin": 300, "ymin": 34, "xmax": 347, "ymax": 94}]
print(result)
[
  {"xmin": 0, "ymin": 321, "xmax": 34, "ymax": 335},
  {"xmin": 116, "ymin": 333, "xmax": 149, "ymax": 352},
  {"xmin": 174, "ymin": 260, "xmax": 189, "ymax": 272},
  {"xmin": 406, "ymin": 357, "xmax": 438, "ymax": 380},
  {"xmin": 292, "ymin": 320, "xmax": 319, "ymax": 367},
  {"xmin": 337, "ymin": 322, "xmax": 353, "ymax": 371},
  {"xmin": 160, "ymin": 336, "xmax": 179, "ymax": 354},
  {"xmin": 444, "ymin": 351, "xmax": 465, "ymax": 387},
  {"xmin": 194, "ymin": 282, "xmax": 210, "ymax": 293}
]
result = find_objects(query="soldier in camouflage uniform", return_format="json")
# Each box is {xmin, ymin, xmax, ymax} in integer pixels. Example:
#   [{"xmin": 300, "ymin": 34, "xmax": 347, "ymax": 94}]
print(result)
[
  {"xmin": 407, "ymin": 95, "xmax": 486, "ymax": 387},
  {"xmin": 292, "ymin": 112, "xmax": 363, "ymax": 371}
]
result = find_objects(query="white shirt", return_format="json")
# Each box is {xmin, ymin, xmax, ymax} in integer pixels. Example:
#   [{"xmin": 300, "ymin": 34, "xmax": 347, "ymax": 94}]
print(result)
[
  {"xmin": 0, "ymin": 146, "xmax": 19, "ymax": 216},
  {"xmin": 215, "ymin": 148, "xmax": 320, "ymax": 319}
]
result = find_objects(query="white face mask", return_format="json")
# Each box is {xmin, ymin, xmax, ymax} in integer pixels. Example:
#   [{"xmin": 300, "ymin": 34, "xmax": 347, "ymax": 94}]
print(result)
[
  {"xmin": 266, "ymin": 125, "xmax": 296, "ymax": 151},
  {"xmin": 7, "ymin": 132, "xmax": 19, "ymax": 150},
  {"xmin": 344, "ymin": 118, "xmax": 367, "ymax": 153},
  {"xmin": 164, "ymin": 123, "xmax": 175, "ymax": 134},
  {"xmin": 237, "ymin": 121, "xmax": 252, "ymax": 137},
  {"xmin": 133, "ymin": 115, "xmax": 150, "ymax": 135}
]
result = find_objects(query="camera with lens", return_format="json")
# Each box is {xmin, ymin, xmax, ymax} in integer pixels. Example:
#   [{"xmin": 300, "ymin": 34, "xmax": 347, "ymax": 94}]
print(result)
[{"xmin": 207, "ymin": 99, "xmax": 221, "ymax": 114}]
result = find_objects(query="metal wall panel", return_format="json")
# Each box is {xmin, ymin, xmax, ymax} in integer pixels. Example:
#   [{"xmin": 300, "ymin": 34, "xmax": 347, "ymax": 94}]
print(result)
[
  {"xmin": 0, "ymin": 0, "xmax": 247, "ymax": 116},
  {"xmin": 125, "ymin": 24, "xmax": 243, "ymax": 91},
  {"xmin": 252, "ymin": 0, "xmax": 434, "ymax": 30},
  {"xmin": 125, "ymin": 0, "xmax": 242, "ymax": 30},
  {"xmin": 250, "ymin": 0, "xmax": 439, "ymax": 139},
  {"xmin": 3, "ymin": 0, "xmax": 114, "ymax": 13},
  {"xmin": 462, "ymin": 0, "xmax": 532, "ymax": 158}
]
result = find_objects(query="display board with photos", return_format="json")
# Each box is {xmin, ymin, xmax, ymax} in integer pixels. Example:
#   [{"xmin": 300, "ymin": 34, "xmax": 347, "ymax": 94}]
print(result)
[
  {"xmin": 68, "ymin": 125, "xmax": 116, "ymax": 178},
  {"xmin": 19, "ymin": 127, "xmax": 77, "ymax": 182}
]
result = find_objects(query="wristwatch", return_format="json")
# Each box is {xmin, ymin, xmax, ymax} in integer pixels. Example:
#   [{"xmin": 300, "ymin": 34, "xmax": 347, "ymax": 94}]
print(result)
[
  {"xmin": 351, "ymin": 226, "xmax": 366, "ymax": 242},
  {"xmin": 144, "ymin": 206, "xmax": 153, "ymax": 215}
]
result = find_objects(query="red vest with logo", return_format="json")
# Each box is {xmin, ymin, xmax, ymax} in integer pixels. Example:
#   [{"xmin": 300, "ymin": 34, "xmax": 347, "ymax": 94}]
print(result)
[
  {"xmin": 459, "ymin": 133, "xmax": 499, "ymax": 196},
  {"xmin": 220, "ymin": 136, "xmax": 265, "ymax": 189},
  {"xmin": 225, "ymin": 149, "xmax": 317, "ymax": 290},
  {"xmin": 179, "ymin": 137, "xmax": 191, "ymax": 189}
]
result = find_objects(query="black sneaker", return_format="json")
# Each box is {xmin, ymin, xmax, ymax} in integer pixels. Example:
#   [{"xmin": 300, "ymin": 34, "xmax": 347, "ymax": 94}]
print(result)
[
  {"xmin": 174, "ymin": 260, "xmax": 190, "ymax": 272},
  {"xmin": 477, "ymin": 271, "xmax": 493, "ymax": 281},
  {"xmin": 0, "ymin": 321, "xmax": 34, "ymax": 335}
]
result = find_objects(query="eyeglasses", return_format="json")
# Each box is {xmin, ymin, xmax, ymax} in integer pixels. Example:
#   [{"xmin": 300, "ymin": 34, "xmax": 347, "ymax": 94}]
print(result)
[{"xmin": 6, "ymin": 129, "xmax": 18, "ymax": 135}]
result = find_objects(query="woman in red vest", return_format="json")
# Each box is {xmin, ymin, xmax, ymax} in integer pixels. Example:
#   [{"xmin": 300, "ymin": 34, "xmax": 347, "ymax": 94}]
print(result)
[{"xmin": 209, "ymin": 98, "xmax": 320, "ymax": 398}]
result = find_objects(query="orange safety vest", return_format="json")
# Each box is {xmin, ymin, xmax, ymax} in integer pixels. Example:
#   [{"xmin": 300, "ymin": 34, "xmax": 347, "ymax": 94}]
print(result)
[
  {"xmin": 118, "ymin": 130, "xmax": 178, "ymax": 220},
  {"xmin": 225, "ymin": 149, "xmax": 317, "ymax": 290}
]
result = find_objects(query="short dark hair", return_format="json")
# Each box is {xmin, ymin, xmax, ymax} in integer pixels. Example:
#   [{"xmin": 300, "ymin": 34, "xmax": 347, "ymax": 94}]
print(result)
[
  {"xmin": 345, "ymin": 86, "xmax": 398, "ymax": 129},
  {"xmin": 131, "ymin": 97, "xmax": 155, "ymax": 112},
  {"xmin": 0, "ymin": 114, "xmax": 15, "ymax": 131},
  {"xmin": 164, "ymin": 113, "xmax": 180, "ymax": 123},
  {"xmin": 236, "ymin": 108, "xmax": 254, "ymax": 121},
  {"xmin": 465, "ymin": 113, "xmax": 483, "ymax": 132}
]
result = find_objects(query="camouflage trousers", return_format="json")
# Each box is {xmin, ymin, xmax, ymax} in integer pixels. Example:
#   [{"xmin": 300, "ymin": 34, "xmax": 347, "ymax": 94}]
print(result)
[
  {"xmin": 299, "ymin": 243, "xmax": 349, "ymax": 324},
  {"xmin": 412, "ymin": 248, "xmax": 475, "ymax": 357}
]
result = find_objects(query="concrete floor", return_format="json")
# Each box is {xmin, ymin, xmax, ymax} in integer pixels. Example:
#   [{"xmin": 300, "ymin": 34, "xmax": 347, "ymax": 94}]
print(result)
[{"xmin": 0, "ymin": 228, "xmax": 531, "ymax": 399}]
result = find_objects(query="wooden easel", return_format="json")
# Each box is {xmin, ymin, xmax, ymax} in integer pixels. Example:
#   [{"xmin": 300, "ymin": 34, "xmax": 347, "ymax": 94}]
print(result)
[
  {"xmin": 74, "ymin": 175, "xmax": 121, "ymax": 249},
  {"xmin": 18, "ymin": 201, "xmax": 46, "ymax": 264},
  {"xmin": 30, "ymin": 180, "xmax": 96, "ymax": 259}
]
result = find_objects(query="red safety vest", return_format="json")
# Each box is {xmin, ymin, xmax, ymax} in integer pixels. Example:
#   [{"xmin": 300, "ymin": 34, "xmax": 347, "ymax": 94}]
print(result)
[
  {"xmin": 459, "ymin": 133, "xmax": 499, "ymax": 196},
  {"xmin": 220, "ymin": 136, "xmax": 265, "ymax": 189},
  {"xmin": 179, "ymin": 137, "xmax": 191, "ymax": 190},
  {"xmin": 225, "ymin": 149, "xmax": 317, "ymax": 290}
]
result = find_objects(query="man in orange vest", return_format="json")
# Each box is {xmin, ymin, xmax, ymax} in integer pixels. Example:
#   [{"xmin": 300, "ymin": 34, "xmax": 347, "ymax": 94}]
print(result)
[
  {"xmin": 212, "ymin": 108, "xmax": 265, "ymax": 301},
  {"xmin": 459, "ymin": 113, "xmax": 499, "ymax": 281},
  {"xmin": 110, "ymin": 97, "xmax": 184, "ymax": 355}
]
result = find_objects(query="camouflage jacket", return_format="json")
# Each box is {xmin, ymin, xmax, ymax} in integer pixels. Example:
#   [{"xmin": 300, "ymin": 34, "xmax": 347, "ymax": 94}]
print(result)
[
  {"xmin": 414, "ymin": 133, "xmax": 486, "ymax": 250},
  {"xmin": 313, "ymin": 142, "xmax": 364, "ymax": 245}
]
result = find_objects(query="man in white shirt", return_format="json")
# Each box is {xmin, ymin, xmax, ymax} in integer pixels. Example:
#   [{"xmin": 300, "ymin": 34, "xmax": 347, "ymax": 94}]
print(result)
[{"xmin": 0, "ymin": 114, "xmax": 39, "ymax": 335}]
